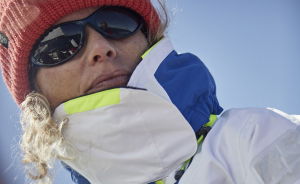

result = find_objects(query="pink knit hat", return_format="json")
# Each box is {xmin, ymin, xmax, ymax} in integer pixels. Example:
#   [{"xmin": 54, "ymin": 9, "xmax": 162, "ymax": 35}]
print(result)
[{"xmin": 0, "ymin": 0, "xmax": 160, "ymax": 105}]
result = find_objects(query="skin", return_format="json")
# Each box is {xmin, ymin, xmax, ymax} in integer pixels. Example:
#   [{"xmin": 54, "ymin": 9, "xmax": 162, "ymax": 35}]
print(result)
[{"xmin": 34, "ymin": 7, "xmax": 149, "ymax": 109}]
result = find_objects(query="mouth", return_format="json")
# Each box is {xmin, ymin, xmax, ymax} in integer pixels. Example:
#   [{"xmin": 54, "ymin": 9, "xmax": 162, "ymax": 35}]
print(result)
[{"xmin": 86, "ymin": 73, "xmax": 130, "ymax": 94}]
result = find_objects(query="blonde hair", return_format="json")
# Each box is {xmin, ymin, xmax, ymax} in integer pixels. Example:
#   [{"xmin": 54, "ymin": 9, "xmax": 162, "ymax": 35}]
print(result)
[
  {"xmin": 147, "ymin": 0, "xmax": 169, "ymax": 45},
  {"xmin": 20, "ymin": 1, "xmax": 169, "ymax": 183},
  {"xmin": 20, "ymin": 93, "xmax": 68, "ymax": 184}
]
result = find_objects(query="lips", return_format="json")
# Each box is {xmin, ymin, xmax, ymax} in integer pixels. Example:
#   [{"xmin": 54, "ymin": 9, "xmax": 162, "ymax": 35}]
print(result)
[{"xmin": 86, "ymin": 72, "xmax": 130, "ymax": 94}]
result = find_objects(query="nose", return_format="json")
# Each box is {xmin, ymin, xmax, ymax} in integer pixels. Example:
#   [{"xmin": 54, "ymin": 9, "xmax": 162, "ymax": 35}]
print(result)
[{"xmin": 84, "ymin": 26, "xmax": 117, "ymax": 65}]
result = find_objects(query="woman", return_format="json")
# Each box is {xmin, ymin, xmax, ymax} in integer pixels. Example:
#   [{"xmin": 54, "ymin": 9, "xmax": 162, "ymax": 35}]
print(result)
[{"xmin": 1, "ymin": 0, "xmax": 299, "ymax": 184}]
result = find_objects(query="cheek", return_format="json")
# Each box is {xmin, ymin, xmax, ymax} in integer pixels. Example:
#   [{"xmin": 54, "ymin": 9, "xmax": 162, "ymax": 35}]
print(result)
[
  {"xmin": 36, "ymin": 69, "xmax": 61, "ymax": 93},
  {"xmin": 35, "ymin": 67, "xmax": 80, "ymax": 108},
  {"xmin": 133, "ymin": 32, "xmax": 148, "ymax": 55},
  {"xmin": 121, "ymin": 32, "xmax": 148, "ymax": 66}
]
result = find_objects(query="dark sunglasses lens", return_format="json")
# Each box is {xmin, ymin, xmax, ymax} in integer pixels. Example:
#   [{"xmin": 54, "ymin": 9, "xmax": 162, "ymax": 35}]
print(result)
[
  {"xmin": 32, "ymin": 23, "xmax": 83, "ymax": 66},
  {"xmin": 94, "ymin": 8, "xmax": 141, "ymax": 39}
]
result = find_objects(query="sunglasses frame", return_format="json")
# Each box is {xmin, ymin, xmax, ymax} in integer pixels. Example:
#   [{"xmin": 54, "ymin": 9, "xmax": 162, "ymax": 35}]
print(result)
[{"xmin": 30, "ymin": 6, "xmax": 144, "ymax": 67}]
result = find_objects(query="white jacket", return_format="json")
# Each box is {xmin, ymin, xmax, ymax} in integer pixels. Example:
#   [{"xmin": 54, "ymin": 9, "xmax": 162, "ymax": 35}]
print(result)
[{"xmin": 179, "ymin": 108, "xmax": 300, "ymax": 184}]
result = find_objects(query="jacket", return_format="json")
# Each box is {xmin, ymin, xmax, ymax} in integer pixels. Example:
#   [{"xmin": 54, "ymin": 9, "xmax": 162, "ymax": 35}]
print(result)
[{"xmin": 63, "ymin": 38, "xmax": 299, "ymax": 184}]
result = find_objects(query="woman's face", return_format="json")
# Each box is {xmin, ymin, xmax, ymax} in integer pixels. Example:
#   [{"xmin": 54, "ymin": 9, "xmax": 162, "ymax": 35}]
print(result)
[{"xmin": 34, "ymin": 7, "xmax": 148, "ymax": 109}]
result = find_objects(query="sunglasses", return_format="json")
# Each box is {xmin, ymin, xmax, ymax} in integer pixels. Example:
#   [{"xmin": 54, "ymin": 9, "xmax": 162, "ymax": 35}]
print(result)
[{"xmin": 30, "ymin": 6, "xmax": 144, "ymax": 67}]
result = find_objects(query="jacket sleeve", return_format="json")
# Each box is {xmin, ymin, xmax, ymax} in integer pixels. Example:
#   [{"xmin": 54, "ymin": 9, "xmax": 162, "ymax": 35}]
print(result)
[{"xmin": 179, "ymin": 108, "xmax": 300, "ymax": 184}]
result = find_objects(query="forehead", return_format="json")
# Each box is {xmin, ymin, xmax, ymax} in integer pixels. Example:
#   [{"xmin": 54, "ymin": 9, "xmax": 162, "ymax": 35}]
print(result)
[{"xmin": 56, "ymin": 7, "xmax": 98, "ymax": 24}]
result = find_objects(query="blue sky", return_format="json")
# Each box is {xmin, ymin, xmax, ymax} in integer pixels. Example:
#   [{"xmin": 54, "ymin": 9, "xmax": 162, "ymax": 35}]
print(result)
[{"xmin": 1, "ymin": 0, "xmax": 299, "ymax": 183}]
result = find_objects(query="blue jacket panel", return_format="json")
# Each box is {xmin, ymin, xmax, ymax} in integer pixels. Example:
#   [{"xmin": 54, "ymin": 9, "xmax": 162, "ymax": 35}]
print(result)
[{"xmin": 155, "ymin": 51, "xmax": 223, "ymax": 132}]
